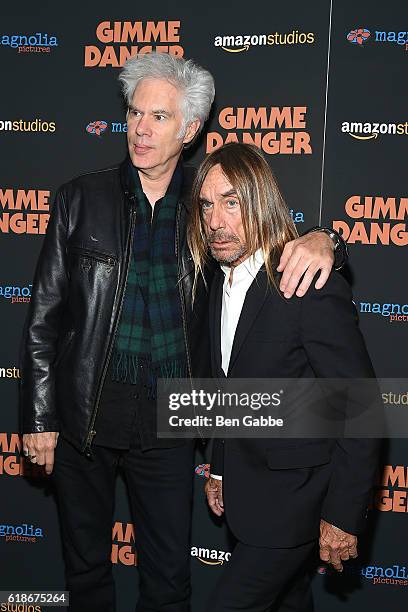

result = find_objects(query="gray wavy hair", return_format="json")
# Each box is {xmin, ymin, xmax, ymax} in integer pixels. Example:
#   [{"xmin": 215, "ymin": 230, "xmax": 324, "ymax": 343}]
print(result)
[{"xmin": 119, "ymin": 53, "xmax": 215, "ymax": 139}]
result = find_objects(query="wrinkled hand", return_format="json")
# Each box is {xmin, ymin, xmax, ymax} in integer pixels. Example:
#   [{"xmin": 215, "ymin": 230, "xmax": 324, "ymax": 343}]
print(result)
[
  {"xmin": 205, "ymin": 477, "xmax": 224, "ymax": 516},
  {"xmin": 319, "ymin": 519, "xmax": 358, "ymax": 572},
  {"xmin": 277, "ymin": 232, "xmax": 334, "ymax": 298},
  {"xmin": 22, "ymin": 432, "xmax": 59, "ymax": 475}
]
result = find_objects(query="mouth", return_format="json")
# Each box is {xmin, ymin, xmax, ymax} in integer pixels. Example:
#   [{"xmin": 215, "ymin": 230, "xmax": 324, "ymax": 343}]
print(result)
[
  {"xmin": 210, "ymin": 241, "xmax": 232, "ymax": 248},
  {"xmin": 132, "ymin": 143, "xmax": 153, "ymax": 155}
]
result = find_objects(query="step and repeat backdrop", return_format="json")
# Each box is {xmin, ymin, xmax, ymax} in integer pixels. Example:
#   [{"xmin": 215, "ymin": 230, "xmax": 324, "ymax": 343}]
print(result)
[{"xmin": 1, "ymin": 0, "xmax": 407, "ymax": 610}]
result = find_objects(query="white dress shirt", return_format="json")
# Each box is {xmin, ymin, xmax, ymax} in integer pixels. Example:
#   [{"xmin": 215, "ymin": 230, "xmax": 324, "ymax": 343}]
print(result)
[
  {"xmin": 211, "ymin": 249, "xmax": 265, "ymax": 481},
  {"xmin": 220, "ymin": 248, "xmax": 265, "ymax": 376}
]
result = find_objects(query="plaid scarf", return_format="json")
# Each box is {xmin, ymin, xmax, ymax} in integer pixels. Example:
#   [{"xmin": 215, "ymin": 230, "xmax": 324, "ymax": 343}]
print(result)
[{"xmin": 111, "ymin": 159, "xmax": 188, "ymax": 393}]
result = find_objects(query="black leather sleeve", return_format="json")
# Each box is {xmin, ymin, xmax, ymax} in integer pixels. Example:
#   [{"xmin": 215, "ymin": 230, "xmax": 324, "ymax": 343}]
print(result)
[
  {"xmin": 303, "ymin": 226, "xmax": 348, "ymax": 270},
  {"xmin": 20, "ymin": 186, "xmax": 70, "ymax": 433},
  {"xmin": 300, "ymin": 272, "xmax": 381, "ymax": 535}
]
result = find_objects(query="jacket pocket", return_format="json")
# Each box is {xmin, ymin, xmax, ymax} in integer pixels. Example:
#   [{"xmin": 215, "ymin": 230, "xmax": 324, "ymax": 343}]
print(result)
[
  {"xmin": 68, "ymin": 245, "xmax": 117, "ymax": 267},
  {"xmin": 267, "ymin": 443, "xmax": 330, "ymax": 470}
]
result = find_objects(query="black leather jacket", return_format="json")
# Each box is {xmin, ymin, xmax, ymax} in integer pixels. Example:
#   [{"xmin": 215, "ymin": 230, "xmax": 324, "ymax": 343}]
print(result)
[{"xmin": 20, "ymin": 159, "xmax": 213, "ymax": 456}]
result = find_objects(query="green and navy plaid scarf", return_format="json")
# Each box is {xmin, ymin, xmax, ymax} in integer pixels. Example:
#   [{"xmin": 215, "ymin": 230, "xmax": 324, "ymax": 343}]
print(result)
[{"xmin": 111, "ymin": 159, "xmax": 188, "ymax": 394}]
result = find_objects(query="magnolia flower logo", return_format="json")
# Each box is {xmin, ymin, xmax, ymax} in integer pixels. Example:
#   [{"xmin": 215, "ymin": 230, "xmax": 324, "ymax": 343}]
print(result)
[
  {"xmin": 347, "ymin": 28, "xmax": 371, "ymax": 45},
  {"xmin": 86, "ymin": 120, "xmax": 108, "ymax": 136}
]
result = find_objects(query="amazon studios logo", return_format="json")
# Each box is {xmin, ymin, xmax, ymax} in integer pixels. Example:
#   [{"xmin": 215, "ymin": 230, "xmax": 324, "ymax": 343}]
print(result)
[
  {"xmin": 191, "ymin": 546, "xmax": 231, "ymax": 566},
  {"xmin": 341, "ymin": 120, "xmax": 408, "ymax": 140},
  {"xmin": 214, "ymin": 30, "xmax": 315, "ymax": 52}
]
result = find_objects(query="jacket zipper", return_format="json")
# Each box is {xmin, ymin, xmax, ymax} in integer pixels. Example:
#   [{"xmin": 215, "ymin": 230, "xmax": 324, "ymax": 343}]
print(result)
[
  {"xmin": 175, "ymin": 202, "xmax": 204, "ymax": 443},
  {"xmin": 175, "ymin": 202, "xmax": 192, "ymax": 380},
  {"xmin": 70, "ymin": 246, "xmax": 117, "ymax": 267},
  {"xmin": 83, "ymin": 203, "xmax": 137, "ymax": 455}
]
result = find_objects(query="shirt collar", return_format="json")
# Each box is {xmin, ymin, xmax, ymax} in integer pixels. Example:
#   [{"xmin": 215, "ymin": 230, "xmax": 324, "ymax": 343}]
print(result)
[
  {"xmin": 221, "ymin": 248, "xmax": 264, "ymax": 285},
  {"xmin": 128, "ymin": 156, "xmax": 183, "ymax": 202}
]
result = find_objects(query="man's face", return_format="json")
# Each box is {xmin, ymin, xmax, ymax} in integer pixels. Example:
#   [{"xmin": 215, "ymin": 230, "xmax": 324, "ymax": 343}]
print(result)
[
  {"xmin": 200, "ymin": 164, "xmax": 247, "ymax": 265},
  {"xmin": 127, "ymin": 78, "xmax": 199, "ymax": 174}
]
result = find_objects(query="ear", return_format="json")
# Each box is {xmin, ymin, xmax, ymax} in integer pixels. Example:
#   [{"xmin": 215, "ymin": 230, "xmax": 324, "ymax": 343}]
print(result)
[{"xmin": 183, "ymin": 119, "xmax": 201, "ymax": 145}]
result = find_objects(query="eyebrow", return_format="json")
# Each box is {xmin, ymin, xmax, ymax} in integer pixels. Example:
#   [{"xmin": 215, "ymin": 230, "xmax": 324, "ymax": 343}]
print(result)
[
  {"xmin": 128, "ymin": 105, "xmax": 172, "ymax": 116},
  {"xmin": 198, "ymin": 190, "xmax": 238, "ymax": 203}
]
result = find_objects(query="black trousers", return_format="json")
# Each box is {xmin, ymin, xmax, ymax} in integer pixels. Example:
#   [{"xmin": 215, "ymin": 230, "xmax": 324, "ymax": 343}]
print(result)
[
  {"xmin": 53, "ymin": 435, "xmax": 195, "ymax": 612},
  {"xmin": 207, "ymin": 539, "xmax": 316, "ymax": 612}
]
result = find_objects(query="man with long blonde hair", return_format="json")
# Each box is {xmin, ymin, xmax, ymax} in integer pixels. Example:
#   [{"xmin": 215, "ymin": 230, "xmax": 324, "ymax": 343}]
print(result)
[{"xmin": 189, "ymin": 143, "xmax": 379, "ymax": 611}]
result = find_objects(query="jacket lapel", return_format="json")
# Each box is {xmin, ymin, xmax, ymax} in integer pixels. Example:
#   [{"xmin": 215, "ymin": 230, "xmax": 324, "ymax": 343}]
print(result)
[
  {"xmin": 228, "ymin": 266, "xmax": 269, "ymax": 374},
  {"xmin": 209, "ymin": 268, "xmax": 225, "ymax": 377}
]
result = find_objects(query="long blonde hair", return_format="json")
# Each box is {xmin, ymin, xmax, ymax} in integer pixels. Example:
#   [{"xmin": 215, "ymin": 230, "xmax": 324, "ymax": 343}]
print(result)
[{"xmin": 188, "ymin": 142, "xmax": 298, "ymax": 297}]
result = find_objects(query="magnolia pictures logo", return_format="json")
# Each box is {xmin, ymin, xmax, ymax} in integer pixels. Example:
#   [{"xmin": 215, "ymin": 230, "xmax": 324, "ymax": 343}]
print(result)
[
  {"xmin": 318, "ymin": 561, "xmax": 408, "ymax": 587},
  {"xmin": 0, "ymin": 522, "xmax": 44, "ymax": 543},
  {"xmin": 356, "ymin": 300, "xmax": 408, "ymax": 323},
  {"xmin": 0, "ymin": 283, "xmax": 32, "ymax": 303},
  {"xmin": 85, "ymin": 120, "xmax": 128, "ymax": 136},
  {"xmin": 0, "ymin": 32, "xmax": 58, "ymax": 54},
  {"xmin": 346, "ymin": 27, "xmax": 408, "ymax": 50}
]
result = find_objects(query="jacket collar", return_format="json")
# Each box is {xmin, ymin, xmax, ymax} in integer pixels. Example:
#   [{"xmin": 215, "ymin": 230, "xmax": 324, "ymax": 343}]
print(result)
[
  {"xmin": 227, "ymin": 266, "xmax": 269, "ymax": 373},
  {"xmin": 210, "ymin": 264, "xmax": 274, "ymax": 376},
  {"xmin": 119, "ymin": 156, "xmax": 197, "ymax": 211}
]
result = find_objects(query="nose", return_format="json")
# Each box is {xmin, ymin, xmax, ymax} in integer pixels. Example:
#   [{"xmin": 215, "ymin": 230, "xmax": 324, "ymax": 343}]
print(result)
[
  {"xmin": 208, "ymin": 205, "xmax": 226, "ymax": 232},
  {"xmin": 135, "ymin": 114, "xmax": 152, "ymax": 137}
]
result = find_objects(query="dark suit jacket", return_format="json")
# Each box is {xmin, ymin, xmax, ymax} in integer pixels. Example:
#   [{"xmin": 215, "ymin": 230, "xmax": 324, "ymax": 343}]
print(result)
[{"xmin": 210, "ymin": 266, "xmax": 380, "ymax": 548}]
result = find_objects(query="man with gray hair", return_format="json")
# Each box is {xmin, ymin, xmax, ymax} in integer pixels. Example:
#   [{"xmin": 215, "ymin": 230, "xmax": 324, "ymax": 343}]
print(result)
[{"xmin": 21, "ymin": 52, "xmax": 346, "ymax": 611}]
